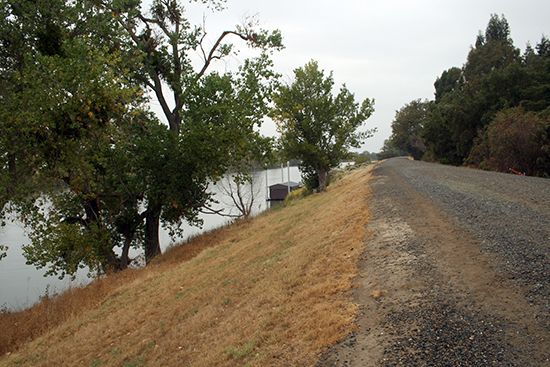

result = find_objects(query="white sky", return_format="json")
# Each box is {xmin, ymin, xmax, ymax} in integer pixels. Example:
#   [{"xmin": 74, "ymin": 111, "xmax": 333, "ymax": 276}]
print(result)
[{"xmin": 147, "ymin": 0, "xmax": 550, "ymax": 152}]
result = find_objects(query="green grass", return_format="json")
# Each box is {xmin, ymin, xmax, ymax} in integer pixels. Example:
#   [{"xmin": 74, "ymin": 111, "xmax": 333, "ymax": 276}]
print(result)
[{"xmin": 226, "ymin": 339, "xmax": 257, "ymax": 360}]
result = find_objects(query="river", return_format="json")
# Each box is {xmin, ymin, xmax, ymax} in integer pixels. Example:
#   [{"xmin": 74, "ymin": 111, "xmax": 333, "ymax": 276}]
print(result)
[{"xmin": 0, "ymin": 166, "xmax": 301, "ymax": 310}]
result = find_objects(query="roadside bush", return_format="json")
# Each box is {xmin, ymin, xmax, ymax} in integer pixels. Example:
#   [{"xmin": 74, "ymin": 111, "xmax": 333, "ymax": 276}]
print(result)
[
  {"xmin": 467, "ymin": 107, "xmax": 550, "ymax": 176},
  {"xmin": 353, "ymin": 154, "xmax": 371, "ymax": 165},
  {"xmin": 349, "ymin": 151, "xmax": 373, "ymax": 165},
  {"xmin": 283, "ymin": 187, "xmax": 310, "ymax": 205}
]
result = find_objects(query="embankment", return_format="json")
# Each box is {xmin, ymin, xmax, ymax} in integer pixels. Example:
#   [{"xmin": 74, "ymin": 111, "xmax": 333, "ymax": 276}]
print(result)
[{"xmin": 1, "ymin": 166, "xmax": 372, "ymax": 366}]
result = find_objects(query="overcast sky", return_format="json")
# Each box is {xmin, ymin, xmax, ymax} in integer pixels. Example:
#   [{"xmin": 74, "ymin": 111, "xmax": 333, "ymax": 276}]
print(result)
[{"xmin": 149, "ymin": 0, "xmax": 550, "ymax": 152}]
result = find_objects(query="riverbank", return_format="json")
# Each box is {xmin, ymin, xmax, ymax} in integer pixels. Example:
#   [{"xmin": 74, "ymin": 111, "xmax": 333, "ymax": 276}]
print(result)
[
  {"xmin": 1, "ymin": 166, "xmax": 371, "ymax": 366},
  {"xmin": 0, "ymin": 166, "xmax": 301, "ymax": 310}
]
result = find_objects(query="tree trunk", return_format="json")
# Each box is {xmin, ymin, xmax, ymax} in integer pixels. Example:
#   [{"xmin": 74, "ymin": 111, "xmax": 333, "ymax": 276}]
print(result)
[
  {"xmin": 144, "ymin": 204, "xmax": 162, "ymax": 263},
  {"xmin": 101, "ymin": 247, "xmax": 121, "ymax": 274},
  {"xmin": 317, "ymin": 168, "xmax": 328, "ymax": 192},
  {"xmin": 120, "ymin": 236, "xmax": 132, "ymax": 269},
  {"xmin": 82, "ymin": 197, "xmax": 121, "ymax": 273},
  {"xmin": 118, "ymin": 211, "xmax": 140, "ymax": 270}
]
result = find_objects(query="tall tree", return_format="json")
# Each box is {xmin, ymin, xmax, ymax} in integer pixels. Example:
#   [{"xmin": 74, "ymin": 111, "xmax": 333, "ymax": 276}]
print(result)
[
  {"xmin": 423, "ymin": 14, "xmax": 523, "ymax": 164},
  {"xmin": 434, "ymin": 67, "xmax": 462, "ymax": 102},
  {"xmin": 1, "ymin": 0, "xmax": 281, "ymax": 277},
  {"xmin": 463, "ymin": 14, "xmax": 519, "ymax": 83},
  {"xmin": 0, "ymin": 0, "xmax": 153, "ymax": 275},
  {"xmin": 386, "ymin": 99, "xmax": 431, "ymax": 160},
  {"xmin": 412, "ymin": 15, "xmax": 550, "ymax": 176},
  {"xmin": 520, "ymin": 36, "xmax": 550, "ymax": 112},
  {"xmin": 94, "ymin": 0, "xmax": 282, "ymax": 261},
  {"xmin": 271, "ymin": 60, "xmax": 375, "ymax": 192}
]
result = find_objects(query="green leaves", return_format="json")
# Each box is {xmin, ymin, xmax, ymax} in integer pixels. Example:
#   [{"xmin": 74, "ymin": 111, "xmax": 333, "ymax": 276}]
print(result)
[
  {"xmin": 21, "ymin": 193, "xmax": 113, "ymax": 278},
  {"xmin": 395, "ymin": 14, "xmax": 550, "ymax": 175},
  {"xmin": 1, "ymin": 0, "xmax": 282, "ymax": 272},
  {"xmin": 467, "ymin": 108, "xmax": 550, "ymax": 176},
  {"xmin": 384, "ymin": 99, "xmax": 431, "ymax": 160},
  {"xmin": 271, "ymin": 60, "xmax": 375, "ymax": 191},
  {"xmin": 0, "ymin": 0, "xmax": 151, "ymax": 275},
  {"xmin": 421, "ymin": 15, "xmax": 523, "ymax": 163},
  {"xmin": 485, "ymin": 14, "xmax": 511, "ymax": 43}
]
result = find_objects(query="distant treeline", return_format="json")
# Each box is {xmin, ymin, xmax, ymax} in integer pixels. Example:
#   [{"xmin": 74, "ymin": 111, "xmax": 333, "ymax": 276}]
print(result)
[{"xmin": 381, "ymin": 14, "xmax": 550, "ymax": 177}]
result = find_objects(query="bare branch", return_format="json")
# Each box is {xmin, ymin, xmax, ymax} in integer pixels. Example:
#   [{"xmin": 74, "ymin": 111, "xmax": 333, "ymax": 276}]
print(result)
[
  {"xmin": 200, "ymin": 204, "xmax": 241, "ymax": 218},
  {"xmin": 218, "ymin": 171, "xmax": 260, "ymax": 218},
  {"xmin": 196, "ymin": 30, "xmax": 250, "ymax": 80},
  {"xmin": 137, "ymin": 13, "xmax": 172, "ymax": 40},
  {"xmin": 172, "ymin": 17, "xmax": 184, "ymax": 113},
  {"xmin": 149, "ymin": 72, "xmax": 174, "ymax": 124},
  {"xmin": 144, "ymin": 79, "xmax": 155, "ymax": 91},
  {"xmin": 199, "ymin": 16, "xmax": 208, "ymax": 62}
]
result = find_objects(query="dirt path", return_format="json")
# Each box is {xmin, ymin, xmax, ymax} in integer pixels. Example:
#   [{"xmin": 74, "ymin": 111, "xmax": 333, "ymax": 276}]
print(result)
[{"xmin": 318, "ymin": 158, "xmax": 550, "ymax": 367}]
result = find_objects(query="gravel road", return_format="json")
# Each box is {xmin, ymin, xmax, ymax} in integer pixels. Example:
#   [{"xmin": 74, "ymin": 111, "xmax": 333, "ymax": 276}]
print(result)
[{"xmin": 319, "ymin": 158, "xmax": 550, "ymax": 367}]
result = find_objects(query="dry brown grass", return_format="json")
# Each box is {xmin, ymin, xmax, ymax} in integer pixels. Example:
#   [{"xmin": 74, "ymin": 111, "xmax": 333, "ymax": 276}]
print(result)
[
  {"xmin": 0, "ymin": 269, "xmax": 137, "ymax": 356},
  {"xmin": 0, "ymin": 166, "xmax": 372, "ymax": 367},
  {"xmin": 0, "ymin": 226, "xmax": 231, "ymax": 357}
]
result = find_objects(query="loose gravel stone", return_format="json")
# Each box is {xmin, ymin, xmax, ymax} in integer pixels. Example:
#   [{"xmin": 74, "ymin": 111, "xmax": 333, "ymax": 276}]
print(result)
[
  {"xmin": 317, "ymin": 159, "xmax": 550, "ymax": 367},
  {"xmin": 396, "ymin": 159, "xmax": 550, "ymax": 319},
  {"xmin": 383, "ymin": 297, "xmax": 514, "ymax": 367}
]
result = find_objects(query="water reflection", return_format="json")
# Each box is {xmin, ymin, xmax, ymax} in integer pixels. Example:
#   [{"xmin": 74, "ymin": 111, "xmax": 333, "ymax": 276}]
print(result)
[{"xmin": 0, "ymin": 166, "xmax": 300, "ymax": 310}]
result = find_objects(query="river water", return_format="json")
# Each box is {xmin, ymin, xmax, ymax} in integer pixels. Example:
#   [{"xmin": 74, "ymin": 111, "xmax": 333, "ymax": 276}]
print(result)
[{"xmin": 0, "ymin": 166, "xmax": 300, "ymax": 310}]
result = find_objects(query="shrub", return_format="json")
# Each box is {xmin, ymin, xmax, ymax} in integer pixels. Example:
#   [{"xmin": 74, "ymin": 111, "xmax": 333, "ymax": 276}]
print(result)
[
  {"xmin": 350, "ymin": 152, "xmax": 372, "ymax": 165},
  {"xmin": 284, "ymin": 187, "xmax": 310, "ymax": 205},
  {"xmin": 468, "ymin": 107, "xmax": 550, "ymax": 176}
]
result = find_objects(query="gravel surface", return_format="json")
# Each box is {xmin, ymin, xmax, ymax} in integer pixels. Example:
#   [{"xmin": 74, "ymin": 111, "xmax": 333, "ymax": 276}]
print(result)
[
  {"xmin": 318, "ymin": 158, "xmax": 550, "ymax": 367},
  {"xmin": 395, "ymin": 158, "xmax": 550, "ymax": 314},
  {"xmin": 384, "ymin": 297, "xmax": 513, "ymax": 367}
]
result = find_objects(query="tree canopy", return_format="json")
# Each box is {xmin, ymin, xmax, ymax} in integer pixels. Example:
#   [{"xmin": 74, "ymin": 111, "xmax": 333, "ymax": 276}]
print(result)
[
  {"xmin": 271, "ymin": 60, "xmax": 375, "ymax": 191},
  {"xmin": 92, "ymin": 0, "xmax": 282, "ymax": 261},
  {"xmin": 383, "ymin": 100, "xmax": 431, "ymax": 160},
  {"xmin": 383, "ymin": 14, "xmax": 550, "ymax": 177},
  {"xmin": 0, "ymin": 0, "xmax": 282, "ymax": 275}
]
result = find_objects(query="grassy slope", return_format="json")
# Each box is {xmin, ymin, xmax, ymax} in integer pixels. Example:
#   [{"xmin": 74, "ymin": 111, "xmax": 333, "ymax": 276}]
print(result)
[{"xmin": 1, "ymin": 166, "xmax": 371, "ymax": 367}]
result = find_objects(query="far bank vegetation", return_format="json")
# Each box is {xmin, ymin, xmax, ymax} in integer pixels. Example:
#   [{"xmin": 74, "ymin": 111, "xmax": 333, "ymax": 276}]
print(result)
[{"xmin": 380, "ymin": 14, "xmax": 550, "ymax": 177}]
